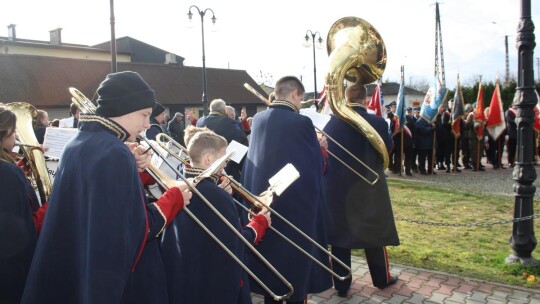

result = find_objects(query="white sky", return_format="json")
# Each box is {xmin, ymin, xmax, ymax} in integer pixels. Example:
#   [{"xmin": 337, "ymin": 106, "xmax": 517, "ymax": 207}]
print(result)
[{"xmin": 2, "ymin": 0, "xmax": 539, "ymax": 92}]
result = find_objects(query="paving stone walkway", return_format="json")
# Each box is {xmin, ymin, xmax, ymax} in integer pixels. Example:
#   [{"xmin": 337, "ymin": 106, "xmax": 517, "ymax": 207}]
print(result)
[{"xmin": 251, "ymin": 256, "xmax": 540, "ymax": 303}]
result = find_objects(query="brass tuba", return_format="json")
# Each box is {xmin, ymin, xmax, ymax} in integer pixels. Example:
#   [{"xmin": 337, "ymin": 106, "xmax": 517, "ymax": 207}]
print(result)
[
  {"xmin": 7, "ymin": 102, "xmax": 52, "ymax": 204},
  {"xmin": 325, "ymin": 17, "xmax": 389, "ymax": 168}
]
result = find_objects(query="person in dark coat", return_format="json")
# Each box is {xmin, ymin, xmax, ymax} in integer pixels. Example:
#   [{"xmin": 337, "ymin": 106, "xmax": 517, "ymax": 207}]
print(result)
[
  {"xmin": 415, "ymin": 117, "xmax": 436, "ymax": 174},
  {"xmin": 161, "ymin": 130, "xmax": 270, "ymax": 304},
  {"xmin": 242, "ymin": 76, "xmax": 332, "ymax": 304},
  {"xmin": 33, "ymin": 109, "xmax": 49, "ymax": 144},
  {"xmin": 435, "ymin": 105, "xmax": 453, "ymax": 172},
  {"xmin": 197, "ymin": 99, "xmax": 249, "ymax": 186},
  {"xmin": 505, "ymin": 103, "xmax": 517, "ymax": 167},
  {"xmin": 168, "ymin": 112, "xmax": 186, "ymax": 146},
  {"xmin": 146, "ymin": 102, "xmax": 166, "ymax": 140},
  {"xmin": 0, "ymin": 105, "xmax": 47, "ymax": 304},
  {"xmin": 323, "ymin": 82, "xmax": 399, "ymax": 297},
  {"xmin": 22, "ymin": 71, "xmax": 192, "ymax": 304}
]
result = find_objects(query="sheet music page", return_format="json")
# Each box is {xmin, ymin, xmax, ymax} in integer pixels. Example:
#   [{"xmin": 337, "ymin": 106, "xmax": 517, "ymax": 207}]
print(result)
[
  {"xmin": 268, "ymin": 163, "xmax": 300, "ymax": 196},
  {"xmin": 43, "ymin": 127, "xmax": 78, "ymax": 159},
  {"xmin": 300, "ymin": 108, "xmax": 331, "ymax": 130},
  {"xmin": 226, "ymin": 140, "xmax": 249, "ymax": 164}
]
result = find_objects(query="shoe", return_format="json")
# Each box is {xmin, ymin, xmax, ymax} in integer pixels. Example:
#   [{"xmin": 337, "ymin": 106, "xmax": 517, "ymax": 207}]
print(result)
[
  {"xmin": 453, "ymin": 167, "xmax": 462, "ymax": 173},
  {"xmin": 457, "ymin": 162, "xmax": 463, "ymax": 168},
  {"xmin": 445, "ymin": 168, "xmax": 451, "ymax": 173},
  {"xmin": 376, "ymin": 275, "xmax": 399, "ymax": 289},
  {"xmin": 501, "ymin": 165, "xmax": 507, "ymax": 169},
  {"xmin": 464, "ymin": 165, "xmax": 473, "ymax": 169},
  {"xmin": 437, "ymin": 165, "xmax": 446, "ymax": 171},
  {"xmin": 337, "ymin": 290, "xmax": 348, "ymax": 298},
  {"xmin": 478, "ymin": 167, "xmax": 486, "ymax": 171}
]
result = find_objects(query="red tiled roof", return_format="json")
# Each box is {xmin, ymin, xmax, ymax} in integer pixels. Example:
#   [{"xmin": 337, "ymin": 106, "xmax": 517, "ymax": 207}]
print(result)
[{"xmin": 0, "ymin": 54, "xmax": 267, "ymax": 108}]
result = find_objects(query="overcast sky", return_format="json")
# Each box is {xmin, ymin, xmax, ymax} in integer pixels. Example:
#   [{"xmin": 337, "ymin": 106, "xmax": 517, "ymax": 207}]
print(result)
[{"xmin": 2, "ymin": 0, "xmax": 539, "ymax": 92}]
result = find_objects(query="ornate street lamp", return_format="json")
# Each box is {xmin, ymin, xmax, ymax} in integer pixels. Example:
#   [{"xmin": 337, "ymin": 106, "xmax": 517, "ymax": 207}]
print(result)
[
  {"xmin": 188, "ymin": 5, "xmax": 216, "ymax": 116},
  {"xmin": 507, "ymin": 0, "xmax": 537, "ymax": 266},
  {"xmin": 304, "ymin": 30, "xmax": 323, "ymax": 110}
]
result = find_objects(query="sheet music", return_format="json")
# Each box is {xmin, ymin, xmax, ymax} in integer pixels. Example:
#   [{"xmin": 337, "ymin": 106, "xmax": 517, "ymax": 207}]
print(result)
[
  {"xmin": 43, "ymin": 127, "xmax": 78, "ymax": 159},
  {"xmin": 300, "ymin": 108, "xmax": 331, "ymax": 130},
  {"xmin": 268, "ymin": 163, "xmax": 300, "ymax": 196},
  {"xmin": 226, "ymin": 140, "xmax": 249, "ymax": 164}
]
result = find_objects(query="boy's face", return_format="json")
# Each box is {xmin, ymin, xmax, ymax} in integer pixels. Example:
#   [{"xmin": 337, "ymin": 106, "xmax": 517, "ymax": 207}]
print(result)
[
  {"xmin": 206, "ymin": 147, "xmax": 227, "ymax": 171},
  {"xmin": 112, "ymin": 107, "xmax": 152, "ymax": 141}
]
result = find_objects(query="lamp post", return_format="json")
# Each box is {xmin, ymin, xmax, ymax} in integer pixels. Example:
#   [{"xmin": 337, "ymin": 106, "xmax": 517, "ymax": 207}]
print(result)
[
  {"xmin": 304, "ymin": 30, "xmax": 323, "ymax": 110},
  {"xmin": 188, "ymin": 5, "xmax": 216, "ymax": 116},
  {"xmin": 506, "ymin": 0, "xmax": 537, "ymax": 266},
  {"xmin": 109, "ymin": 0, "xmax": 117, "ymax": 73},
  {"xmin": 492, "ymin": 21, "xmax": 510, "ymax": 86}
]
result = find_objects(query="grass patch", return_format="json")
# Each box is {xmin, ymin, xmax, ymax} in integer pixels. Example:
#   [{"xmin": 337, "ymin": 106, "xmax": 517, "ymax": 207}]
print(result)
[{"xmin": 363, "ymin": 179, "xmax": 540, "ymax": 288}]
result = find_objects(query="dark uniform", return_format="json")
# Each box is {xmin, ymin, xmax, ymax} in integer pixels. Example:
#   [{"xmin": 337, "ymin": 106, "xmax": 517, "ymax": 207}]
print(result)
[
  {"xmin": 505, "ymin": 107, "xmax": 517, "ymax": 167},
  {"xmin": 435, "ymin": 110, "xmax": 452, "ymax": 171},
  {"xmin": 323, "ymin": 105, "xmax": 399, "ymax": 291},
  {"xmin": 242, "ymin": 101, "xmax": 332, "ymax": 303},
  {"xmin": 0, "ymin": 162, "xmax": 40, "ymax": 304},
  {"xmin": 415, "ymin": 118, "xmax": 436, "ymax": 174},
  {"xmin": 22, "ymin": 114, "xmax": 184, "ymax": 304},
  {"xmin": 161, "ymin": 167, "xmax": 267, "ymax": 304}
]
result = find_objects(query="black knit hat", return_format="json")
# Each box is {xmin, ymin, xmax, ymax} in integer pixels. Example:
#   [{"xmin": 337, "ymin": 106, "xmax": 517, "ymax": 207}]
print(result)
[
  {"xmin": 151, "ymin": 102, "xmax": 165, "ymax": 118},
  {"xmin": 95, "ymin": 71, "xmax": 156, "ymax": 117}
]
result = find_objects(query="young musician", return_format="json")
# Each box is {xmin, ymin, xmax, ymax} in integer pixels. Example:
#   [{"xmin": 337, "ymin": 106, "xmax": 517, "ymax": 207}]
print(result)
[
  {"xmin": 22, "ymin": 71, "xmax": 192, "ymax": 304},
  {"xmin": 160, "ymin": 129, "xmax": 270, "ymax": 304},
  {"xmin": 0, "ymin": 105, "xmax": 47, "ymax": 303},
  {"xmin": 323, "ymin": 80, "xmax": 399, "ymax": 297},
  {"xmin": 146, "ymin": 102, "xmax": 166, "ymax": 140},
  {"xmin": 242, "ymin": 76, "xmax": 332, "ymax": 304}
]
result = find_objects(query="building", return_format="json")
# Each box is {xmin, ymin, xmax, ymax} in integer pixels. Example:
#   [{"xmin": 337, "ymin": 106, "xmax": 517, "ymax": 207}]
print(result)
[
  {"xmin": 0, "ymin": 25, "xmax": 268, "ymax": 120},
  {"xmin": 367, "ymin": 82, "xmax": 426, "ymax": 109}
]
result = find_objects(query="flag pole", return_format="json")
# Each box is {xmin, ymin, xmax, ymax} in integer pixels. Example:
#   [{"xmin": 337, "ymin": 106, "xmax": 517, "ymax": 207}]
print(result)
[
  {"xmin": 453, "ymin": 136, "xmax": 458, "ymax": 172},
  {"xmin": 476, "ymin": 139, "xmax": 481, "ymax": 170},
  {"xmin": 400, "ymin": 65, "xmax": 405, "ymax": 176},
  {"xmin": 431, "ymin": 128, "xmax": 436, "ymax": 174},
  {"xmin": 400, "ymin": 129, "xmax": 404, "ymax": 176}
]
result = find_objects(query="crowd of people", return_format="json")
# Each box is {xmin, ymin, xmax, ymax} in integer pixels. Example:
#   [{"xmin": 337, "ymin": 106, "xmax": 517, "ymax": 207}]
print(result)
[{"xmin": 386, "ymin": 99, "xmax": 521, "ymax": 176}]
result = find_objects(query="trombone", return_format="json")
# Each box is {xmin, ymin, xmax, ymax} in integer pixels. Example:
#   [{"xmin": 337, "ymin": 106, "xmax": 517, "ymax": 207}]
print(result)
[
  {"xmin": 243, "ymin": 83, "xmax": 379, "ymax": 185},
  {"xmin": 156, "ymin": 132, "xmax": 352, "ymax": 281},
  {"xmin": 69, "ymin": 87, "xmax": 293, "ymax": 301}
]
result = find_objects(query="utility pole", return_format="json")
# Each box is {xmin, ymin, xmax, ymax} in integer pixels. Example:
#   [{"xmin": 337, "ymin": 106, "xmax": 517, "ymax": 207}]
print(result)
[
  {"xmin": 505, "ymin": 35, "xmax": 510, "ymax": 86},
  {"xmin": 433, "ymin": 2, "xmax": 446, "ymax": 86}
]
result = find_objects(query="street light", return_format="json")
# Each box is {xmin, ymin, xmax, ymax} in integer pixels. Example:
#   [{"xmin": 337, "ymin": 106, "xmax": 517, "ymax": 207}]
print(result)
[
  {"xmin": 492, "ymin": 21, "xmax": 510, "ymax": 86},
  {"xmin": 188, "ymin": 5, "xmax": 216, "ymax": 116},
  {"xmin": 304, "ymin": 30, "xmax": 324, "ymax": 110},
  {"xmin": 506, "ymin": 0, "xmax": 537, "ymax": 266}
]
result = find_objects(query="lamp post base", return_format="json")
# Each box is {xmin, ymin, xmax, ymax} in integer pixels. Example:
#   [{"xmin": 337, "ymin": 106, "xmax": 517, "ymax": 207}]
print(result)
[{"xmin": 505, "ymin": 254, "xmax": 539, "ymax": 266}]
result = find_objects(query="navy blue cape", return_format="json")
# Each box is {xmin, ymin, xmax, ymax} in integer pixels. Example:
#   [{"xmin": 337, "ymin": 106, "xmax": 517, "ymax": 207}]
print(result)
[
  {"xmin": 0, "ymin": 162, "xmax": 39, "ymax": 303},
  {"xmin": 323, "ymin": 107, "xmax": 399, "ymax": 249},
  {"xmin": 161, "ymin": 170, "xmax": 254, "ymax": 304},
  {"xmin": 22, "ymin": 115, "xmax": 169, "ymax": 304},
  {"xmin": 242, "ymin": 103, "xmax": 332, "ymax": 301}
]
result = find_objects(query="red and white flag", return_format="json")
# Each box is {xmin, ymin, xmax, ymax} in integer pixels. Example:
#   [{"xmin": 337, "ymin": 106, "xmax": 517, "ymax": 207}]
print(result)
[
  {"xmin": 367, "ymin": 81, "xmax": 383, "ymax": 117},
  {"xmin": 486, "ymin": 81, "xmax": 506, "ymax": 140},
  {"xmin": 473, "ymin": 82, "xmax": 486, "ymax": 139}
]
